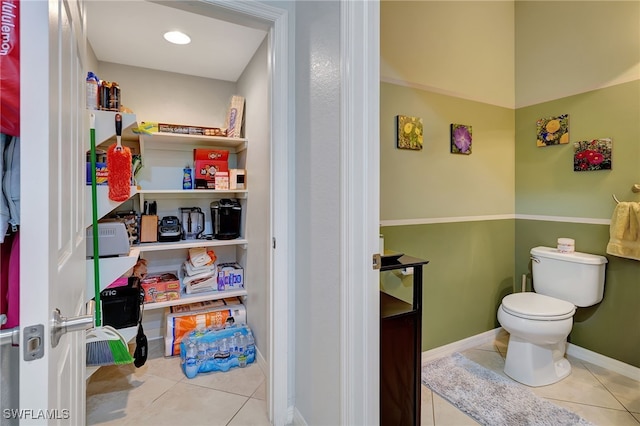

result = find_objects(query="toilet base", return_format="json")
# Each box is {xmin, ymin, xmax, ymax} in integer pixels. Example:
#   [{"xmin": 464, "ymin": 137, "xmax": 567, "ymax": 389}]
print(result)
[{"xmin": 504, "ymin": 335, "xmax": 571, "ymax": 387}]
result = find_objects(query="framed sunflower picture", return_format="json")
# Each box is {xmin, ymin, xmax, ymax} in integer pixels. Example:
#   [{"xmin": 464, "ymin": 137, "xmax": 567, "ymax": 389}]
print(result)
[
  {"xmin": 536, "ymin": 114, "xmax": 569, "ymax": 147},
  {"xmin": 397, "ymin": 115, "xmax": 423, "ymax": 150},
  {"xmin": 573, "ymin": 138, "xmax": 612, "ymax": 172},
  {"xmin": 450, "ymin": 123, "xmax": 472, "ymax": 155}
]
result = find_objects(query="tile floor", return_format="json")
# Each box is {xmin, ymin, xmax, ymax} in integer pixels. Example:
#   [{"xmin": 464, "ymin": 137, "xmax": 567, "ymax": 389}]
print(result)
[{"xmin": 87, "ymin": 330, "xmax": 640, "ymax": 425}]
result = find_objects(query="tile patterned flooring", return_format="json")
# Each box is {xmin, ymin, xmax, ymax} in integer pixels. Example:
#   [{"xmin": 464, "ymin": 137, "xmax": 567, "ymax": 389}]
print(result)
[{"xmin": 87, "ymin": 330, "xmax": 640, "ymax": 425}]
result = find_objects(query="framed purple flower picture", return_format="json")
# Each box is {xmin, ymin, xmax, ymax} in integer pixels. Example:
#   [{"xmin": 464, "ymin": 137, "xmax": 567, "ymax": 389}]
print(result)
[
  {"xmin": 450, "ymin": 124, "xmax": 472, "ymax": 155},
  {"xmin": 573, "ymin": 138, "xmax": 612, "ymax": 171},
  {"xmin": 397, "ymin": 115, "xmax": 423, "ymax": 150}
]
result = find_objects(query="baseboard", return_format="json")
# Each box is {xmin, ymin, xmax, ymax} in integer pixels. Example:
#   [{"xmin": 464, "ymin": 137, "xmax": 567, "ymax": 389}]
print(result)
[
  {"xmin": 567, "ymin": 343, "xmax": 640, "ymax": 382},
  {"xmin": 420, "ymin": 328, "xmax": 640, "ymax": 382},
  {"xmin": 421, "ymin": 328, "xmax": 502, "ymax": 364},
  {"xmin": 291, "ymin": 407, "xmax": 308, "ymax": 426}
]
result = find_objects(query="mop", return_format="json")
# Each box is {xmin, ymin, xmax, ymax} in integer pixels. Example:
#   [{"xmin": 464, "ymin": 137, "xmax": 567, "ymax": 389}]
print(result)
[
  {"xmin": 86, "ymin": 112, "xmax": 133, "ymax": 366},
  {"xmin": 107, "ymin": 113, "xmax": 132, "ymax": 202}
]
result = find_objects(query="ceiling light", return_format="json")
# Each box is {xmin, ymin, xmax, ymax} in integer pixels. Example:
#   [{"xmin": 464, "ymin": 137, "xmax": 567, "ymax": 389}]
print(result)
[{"xmin": 163, "ymin": 31, "xmax": 191, "ymax": 45}]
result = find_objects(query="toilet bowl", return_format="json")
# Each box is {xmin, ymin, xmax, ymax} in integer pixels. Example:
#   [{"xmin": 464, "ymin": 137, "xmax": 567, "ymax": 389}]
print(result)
[{"xmin": 497, "ymin": 292, "xmax": 575, "ymax": 387}]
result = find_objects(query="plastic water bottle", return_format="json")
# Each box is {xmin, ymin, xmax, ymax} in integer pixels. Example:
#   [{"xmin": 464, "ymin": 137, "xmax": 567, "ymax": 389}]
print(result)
[
  {"xmin": 218, "ymin": 338, "xmax": 230, "ymax": 359},
  {"xmin": 246, "ymin": 330, "xmax": 255, "ymax": 358},
  {"xmin": 207, "ymin": 342, "xmax": 218, "ymax": 360},
  {"xmin": 184, "ymin": 340, "xmax": 199, "ymax": 378},
  {"xmin": 237, "ymin": 335, "xmax": 247, "ymax": 367},
  {"xmin": 197, "ymin": 341, "xmax": 208, "ymax": 365}
]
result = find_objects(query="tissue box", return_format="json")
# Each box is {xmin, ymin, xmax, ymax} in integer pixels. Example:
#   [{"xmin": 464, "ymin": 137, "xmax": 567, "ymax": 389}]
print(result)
[{"xmin": 217, "ymin": 262, "xmax": 244, "ymax": 290}]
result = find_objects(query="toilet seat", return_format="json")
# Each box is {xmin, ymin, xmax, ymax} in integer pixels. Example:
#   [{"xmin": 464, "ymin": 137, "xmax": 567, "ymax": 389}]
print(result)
[{"xmin": 502, "ymin": 292, "xmax": 575, "ymax": 320}]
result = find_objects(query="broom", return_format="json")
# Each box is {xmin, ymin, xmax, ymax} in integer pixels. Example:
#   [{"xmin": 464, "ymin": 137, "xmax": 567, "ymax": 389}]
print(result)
[
  {"xmin": 107, "ymin": 113, "xmax": 132, "ymax": 202},
  {"xmin": 86, "ymin": 112, "xmax": 134, "ymax": 367}
]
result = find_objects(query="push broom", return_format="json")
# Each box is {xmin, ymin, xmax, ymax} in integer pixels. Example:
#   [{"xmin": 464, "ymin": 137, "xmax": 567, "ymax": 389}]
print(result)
[{"xmin": 86, "ymin": 112, "xmax": 134, "ymax": 367}]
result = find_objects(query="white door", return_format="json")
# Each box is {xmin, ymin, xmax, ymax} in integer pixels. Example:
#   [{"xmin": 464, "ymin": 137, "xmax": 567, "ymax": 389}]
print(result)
[{"xmin": 19, "ymin": 0, "xmax": 89, "ymax": 424}]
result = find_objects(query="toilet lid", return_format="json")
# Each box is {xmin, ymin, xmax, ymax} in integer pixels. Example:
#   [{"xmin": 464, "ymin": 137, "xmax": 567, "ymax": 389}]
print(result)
[{"xmin": 502, "ymin": 292, "xmax": 575, "ymax": 320}]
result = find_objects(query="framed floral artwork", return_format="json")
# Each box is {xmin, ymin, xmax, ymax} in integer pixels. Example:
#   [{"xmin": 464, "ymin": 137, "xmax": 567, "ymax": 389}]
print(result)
[
  {"xmin": 574, "ymin": 138, "xmax": 612, "ymax": 171},
  {"xmin": 450, "ymin": 123, "xmax": 472, "ymax": 155},
  {"xmin": 536, "ymin": 114, "xmax": 569, "ymax": 147},
  {"xmin": 397, "ymin": 115, "xmax": 423, "ymax": 150}
]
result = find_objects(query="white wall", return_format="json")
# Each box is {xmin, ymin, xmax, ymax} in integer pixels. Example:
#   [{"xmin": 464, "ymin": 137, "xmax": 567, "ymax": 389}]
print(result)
[
  {"xmin": 294, "ymin": 2, "xmax": 342, "ymax": 424},
  {"xmin": 96, "ymin": 62, "xmax": 236, "ymax": 126},
  {"xmin": 236, "ymin": 36, "xmax": 271, "ymax": 373}
]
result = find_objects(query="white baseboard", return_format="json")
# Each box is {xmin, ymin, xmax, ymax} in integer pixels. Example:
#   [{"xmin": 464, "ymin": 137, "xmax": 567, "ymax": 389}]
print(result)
[
  {"xmin": 421, "ymin": 327, "xmax": 640, "ymax": 382},
  {"xmin": 291, "ymin": 407, "xmax": 308, "ymax": 426},
  {"xmin": 421, "ymin": 328, "xmax": 502, "ymax": 364},
  {"xmin": 567, "ymin": 343, "xmax": 640, "ymax": 382}
]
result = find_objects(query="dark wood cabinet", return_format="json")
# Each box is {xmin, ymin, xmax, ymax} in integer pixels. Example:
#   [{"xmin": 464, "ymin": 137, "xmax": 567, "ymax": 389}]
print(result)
[{"xmin": 380, "ymin": 255, "xmax": 428, "ymax": 426}]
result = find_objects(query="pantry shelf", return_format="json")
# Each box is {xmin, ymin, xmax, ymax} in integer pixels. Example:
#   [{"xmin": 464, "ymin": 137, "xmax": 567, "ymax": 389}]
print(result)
[
  {"xmin": 142, "ymin": 288, "xmax": 248, "ymax": 311},
  {"xmin": 136, "ymin": 238, "xmax": 248, "ymax": 252},
  {"xmin": 141, "ymin": 132, "xmax": 247, "ymax": 153},
  {"xmin": 85, "ymin": 185, "xmax": 139, "ymax": 227},
  {"xmin": 85, "ymin": 248, "xmax": 140, "ymax": 299}
]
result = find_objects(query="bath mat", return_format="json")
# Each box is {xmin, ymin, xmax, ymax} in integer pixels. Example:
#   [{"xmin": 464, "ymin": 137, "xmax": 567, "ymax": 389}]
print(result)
[{"xmin": 421, "ymin": 352, "xmax": 594, "ymax": 426}]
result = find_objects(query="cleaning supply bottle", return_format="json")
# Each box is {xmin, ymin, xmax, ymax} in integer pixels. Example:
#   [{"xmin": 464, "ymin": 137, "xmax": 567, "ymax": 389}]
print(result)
[
  {"xmin": 183, "ymin": 164, "xmax": 193, "ymax": 190},
  {"xmin": 86, "ymin": 72, "xmax": 99, "ymax": 110}
]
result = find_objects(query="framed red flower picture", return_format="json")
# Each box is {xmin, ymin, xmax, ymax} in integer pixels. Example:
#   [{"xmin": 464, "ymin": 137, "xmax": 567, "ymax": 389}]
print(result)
[{"xmin": 573, "ymin": 138, "xmax": 612, "ymax": 171}]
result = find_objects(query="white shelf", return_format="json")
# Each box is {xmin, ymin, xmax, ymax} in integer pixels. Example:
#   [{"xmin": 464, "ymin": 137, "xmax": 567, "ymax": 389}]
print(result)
[
  {"xmin": 89, "ymin": 110, "xmax": 138, "ymax": 149},
  {"xmin": 139, "ymin": 189, "xmax": 247, "ymax": 199},
  {"xmin": 142, "ymin": 288, "xmax": 247, "ymax": 311},
  {"xmin": 137, "ymin": 238, "xmax": 248, "ymax": 252},
  {"xmin": 85, "ymin": 185, "xmax": 139, "ymax": 227},
  {"xmin": 86, "ymin": 248, "xmax": 140, "ymax": 299},
  {"xmin": 141, "ymin": 132, "xmax": 247, "ymax": 153}
]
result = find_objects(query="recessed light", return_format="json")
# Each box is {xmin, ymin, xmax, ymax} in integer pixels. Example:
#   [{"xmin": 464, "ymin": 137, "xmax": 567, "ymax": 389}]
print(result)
[{"xmin": 163, "ymin": 31, "xmax": 191, "ymax": 45}]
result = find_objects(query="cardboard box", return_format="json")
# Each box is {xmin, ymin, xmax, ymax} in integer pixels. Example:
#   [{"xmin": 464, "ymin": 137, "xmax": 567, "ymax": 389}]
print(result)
[
  {"xmin": 193, "ymin": 149, "xmax": 229, "ymax": 189},
  {"xmin": 214, "ymin": 171, "xmax": 229, "ymax": 190},
  {"xmin": 86, "ymin": 162, "xmax": 108, "ymax": 185},
  {"xmin": 139, "ymin": 122, "xmax": 226, "ymax": 137},
  {"xmin": 217, "ymin": 262, "xmax": 244, "ymax": 290},
  {"xmin": 141, "ymin": 272, "xmax": 180, "ymax": 303},
  {"xmin": 229, "ymin": 169, "xmax": 246, "ymax": 190}
]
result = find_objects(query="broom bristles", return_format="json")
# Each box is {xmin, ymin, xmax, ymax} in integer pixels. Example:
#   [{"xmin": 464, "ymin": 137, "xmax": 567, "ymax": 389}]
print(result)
[{"xmin": 86, "ymin": 326, "xmax": 134, "ymax": 367}]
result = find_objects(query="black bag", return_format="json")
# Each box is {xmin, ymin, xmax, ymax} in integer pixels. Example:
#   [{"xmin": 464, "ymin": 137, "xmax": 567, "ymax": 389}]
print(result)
[
  {"xmin": 133, "ymin": 321, "xmax": 148, "ymax": 368},
  {"xmin": 100, "ymin": 277, "xmax": 142, "ymax": 329}
]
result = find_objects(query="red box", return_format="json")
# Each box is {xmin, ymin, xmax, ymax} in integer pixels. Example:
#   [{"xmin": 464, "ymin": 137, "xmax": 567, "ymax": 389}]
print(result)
[{"xmin": 194, "ymin": 149, "xmax": 229, "ymax": 189}]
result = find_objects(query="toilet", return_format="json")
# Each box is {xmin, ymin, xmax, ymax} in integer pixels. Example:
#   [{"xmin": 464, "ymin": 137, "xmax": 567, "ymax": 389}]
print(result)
[{"xmin": 497, "ymin": 246, "xmax": 607, "ymax": 387}]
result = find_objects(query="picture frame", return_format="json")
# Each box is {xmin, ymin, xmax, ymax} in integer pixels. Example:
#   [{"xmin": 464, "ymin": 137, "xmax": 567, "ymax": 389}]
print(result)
[{"xmin": 397, "ymin": 115, "xmax": 423, "ymax": 150}]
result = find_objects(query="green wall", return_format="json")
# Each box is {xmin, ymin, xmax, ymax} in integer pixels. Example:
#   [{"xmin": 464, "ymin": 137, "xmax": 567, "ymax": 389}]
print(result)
[
  {"xmin": 515, "ymin": 82, "xmax": 640, "ymax": 368},
  {"xmin": 381, "ymin": 220, "xmax": 515, "ymax": 350}
]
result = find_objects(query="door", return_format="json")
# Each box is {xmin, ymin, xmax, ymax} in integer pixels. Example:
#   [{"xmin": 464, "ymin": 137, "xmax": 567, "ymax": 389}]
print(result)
[{"xmin": 19, "ymin": 0, "xmax": 88, "ymax": 424}]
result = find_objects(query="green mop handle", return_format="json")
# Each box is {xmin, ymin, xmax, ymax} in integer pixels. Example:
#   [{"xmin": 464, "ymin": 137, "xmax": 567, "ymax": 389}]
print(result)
[{"xmin": 90, "ymin": 113, "xmax": 102, "ymax": 327}]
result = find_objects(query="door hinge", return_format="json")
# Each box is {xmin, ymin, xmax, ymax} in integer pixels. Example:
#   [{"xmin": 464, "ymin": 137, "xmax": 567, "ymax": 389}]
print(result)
[
  {"xmin": 373, "ymin": 253, "xmax": 381, "ymax": 270},
  {"xmin": 272, "ymin": 237, "xmax": 276, "ymax": 249}
]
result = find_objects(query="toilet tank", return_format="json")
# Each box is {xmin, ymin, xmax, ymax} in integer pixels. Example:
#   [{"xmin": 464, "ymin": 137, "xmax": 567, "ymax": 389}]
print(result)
[{"xmin": 530, "ymin": 246, "xmax": 608, "ymax": 307}]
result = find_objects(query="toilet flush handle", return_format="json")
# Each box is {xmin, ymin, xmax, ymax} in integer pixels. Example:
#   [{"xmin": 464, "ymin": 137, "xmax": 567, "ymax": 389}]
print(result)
[{"xmin": 530, "ymin": 256, "xmax": 540, "ymax": 263}]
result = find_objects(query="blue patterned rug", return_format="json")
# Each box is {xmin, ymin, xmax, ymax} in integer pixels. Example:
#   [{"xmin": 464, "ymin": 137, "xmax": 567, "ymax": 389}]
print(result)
[{"xmin": 421, "ymin": 352, "xmax": 594, "ymax": 426}]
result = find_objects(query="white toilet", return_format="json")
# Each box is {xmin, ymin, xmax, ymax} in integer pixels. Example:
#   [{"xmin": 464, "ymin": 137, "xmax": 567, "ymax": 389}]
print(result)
[{"xmin": 497, "ymin": 246, "xmax": 607, "ymax": 387}]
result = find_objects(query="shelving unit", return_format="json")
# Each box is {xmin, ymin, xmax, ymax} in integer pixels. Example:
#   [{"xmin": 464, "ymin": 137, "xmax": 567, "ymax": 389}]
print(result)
[{"xmin": 134, "ymin": 125, "xmax": 250, "ymax": 312}]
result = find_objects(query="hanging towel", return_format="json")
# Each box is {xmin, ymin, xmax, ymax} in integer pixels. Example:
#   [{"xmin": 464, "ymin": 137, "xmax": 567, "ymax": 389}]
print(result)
[{"xmin": 606, "ymin": 201, "xmax": 640, "ymax": 261}]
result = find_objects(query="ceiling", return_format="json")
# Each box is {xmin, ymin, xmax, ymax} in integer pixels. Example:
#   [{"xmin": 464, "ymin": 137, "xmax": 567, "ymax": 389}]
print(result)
[{"xmin": 86, "ymin": 1, "xmax": 268, "ymax": 82}]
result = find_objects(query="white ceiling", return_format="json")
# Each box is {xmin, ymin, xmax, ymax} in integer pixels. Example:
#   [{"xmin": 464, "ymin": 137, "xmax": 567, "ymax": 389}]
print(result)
[{"xmin": 86, "ymin": 1, "xmax": 268, "ymax": 82}]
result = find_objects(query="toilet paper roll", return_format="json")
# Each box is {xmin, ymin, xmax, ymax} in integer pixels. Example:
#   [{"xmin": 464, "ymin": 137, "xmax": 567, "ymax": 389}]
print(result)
[{"xmin": 557, "ymin": 238, "xmax": 575, "ymax": 253}]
